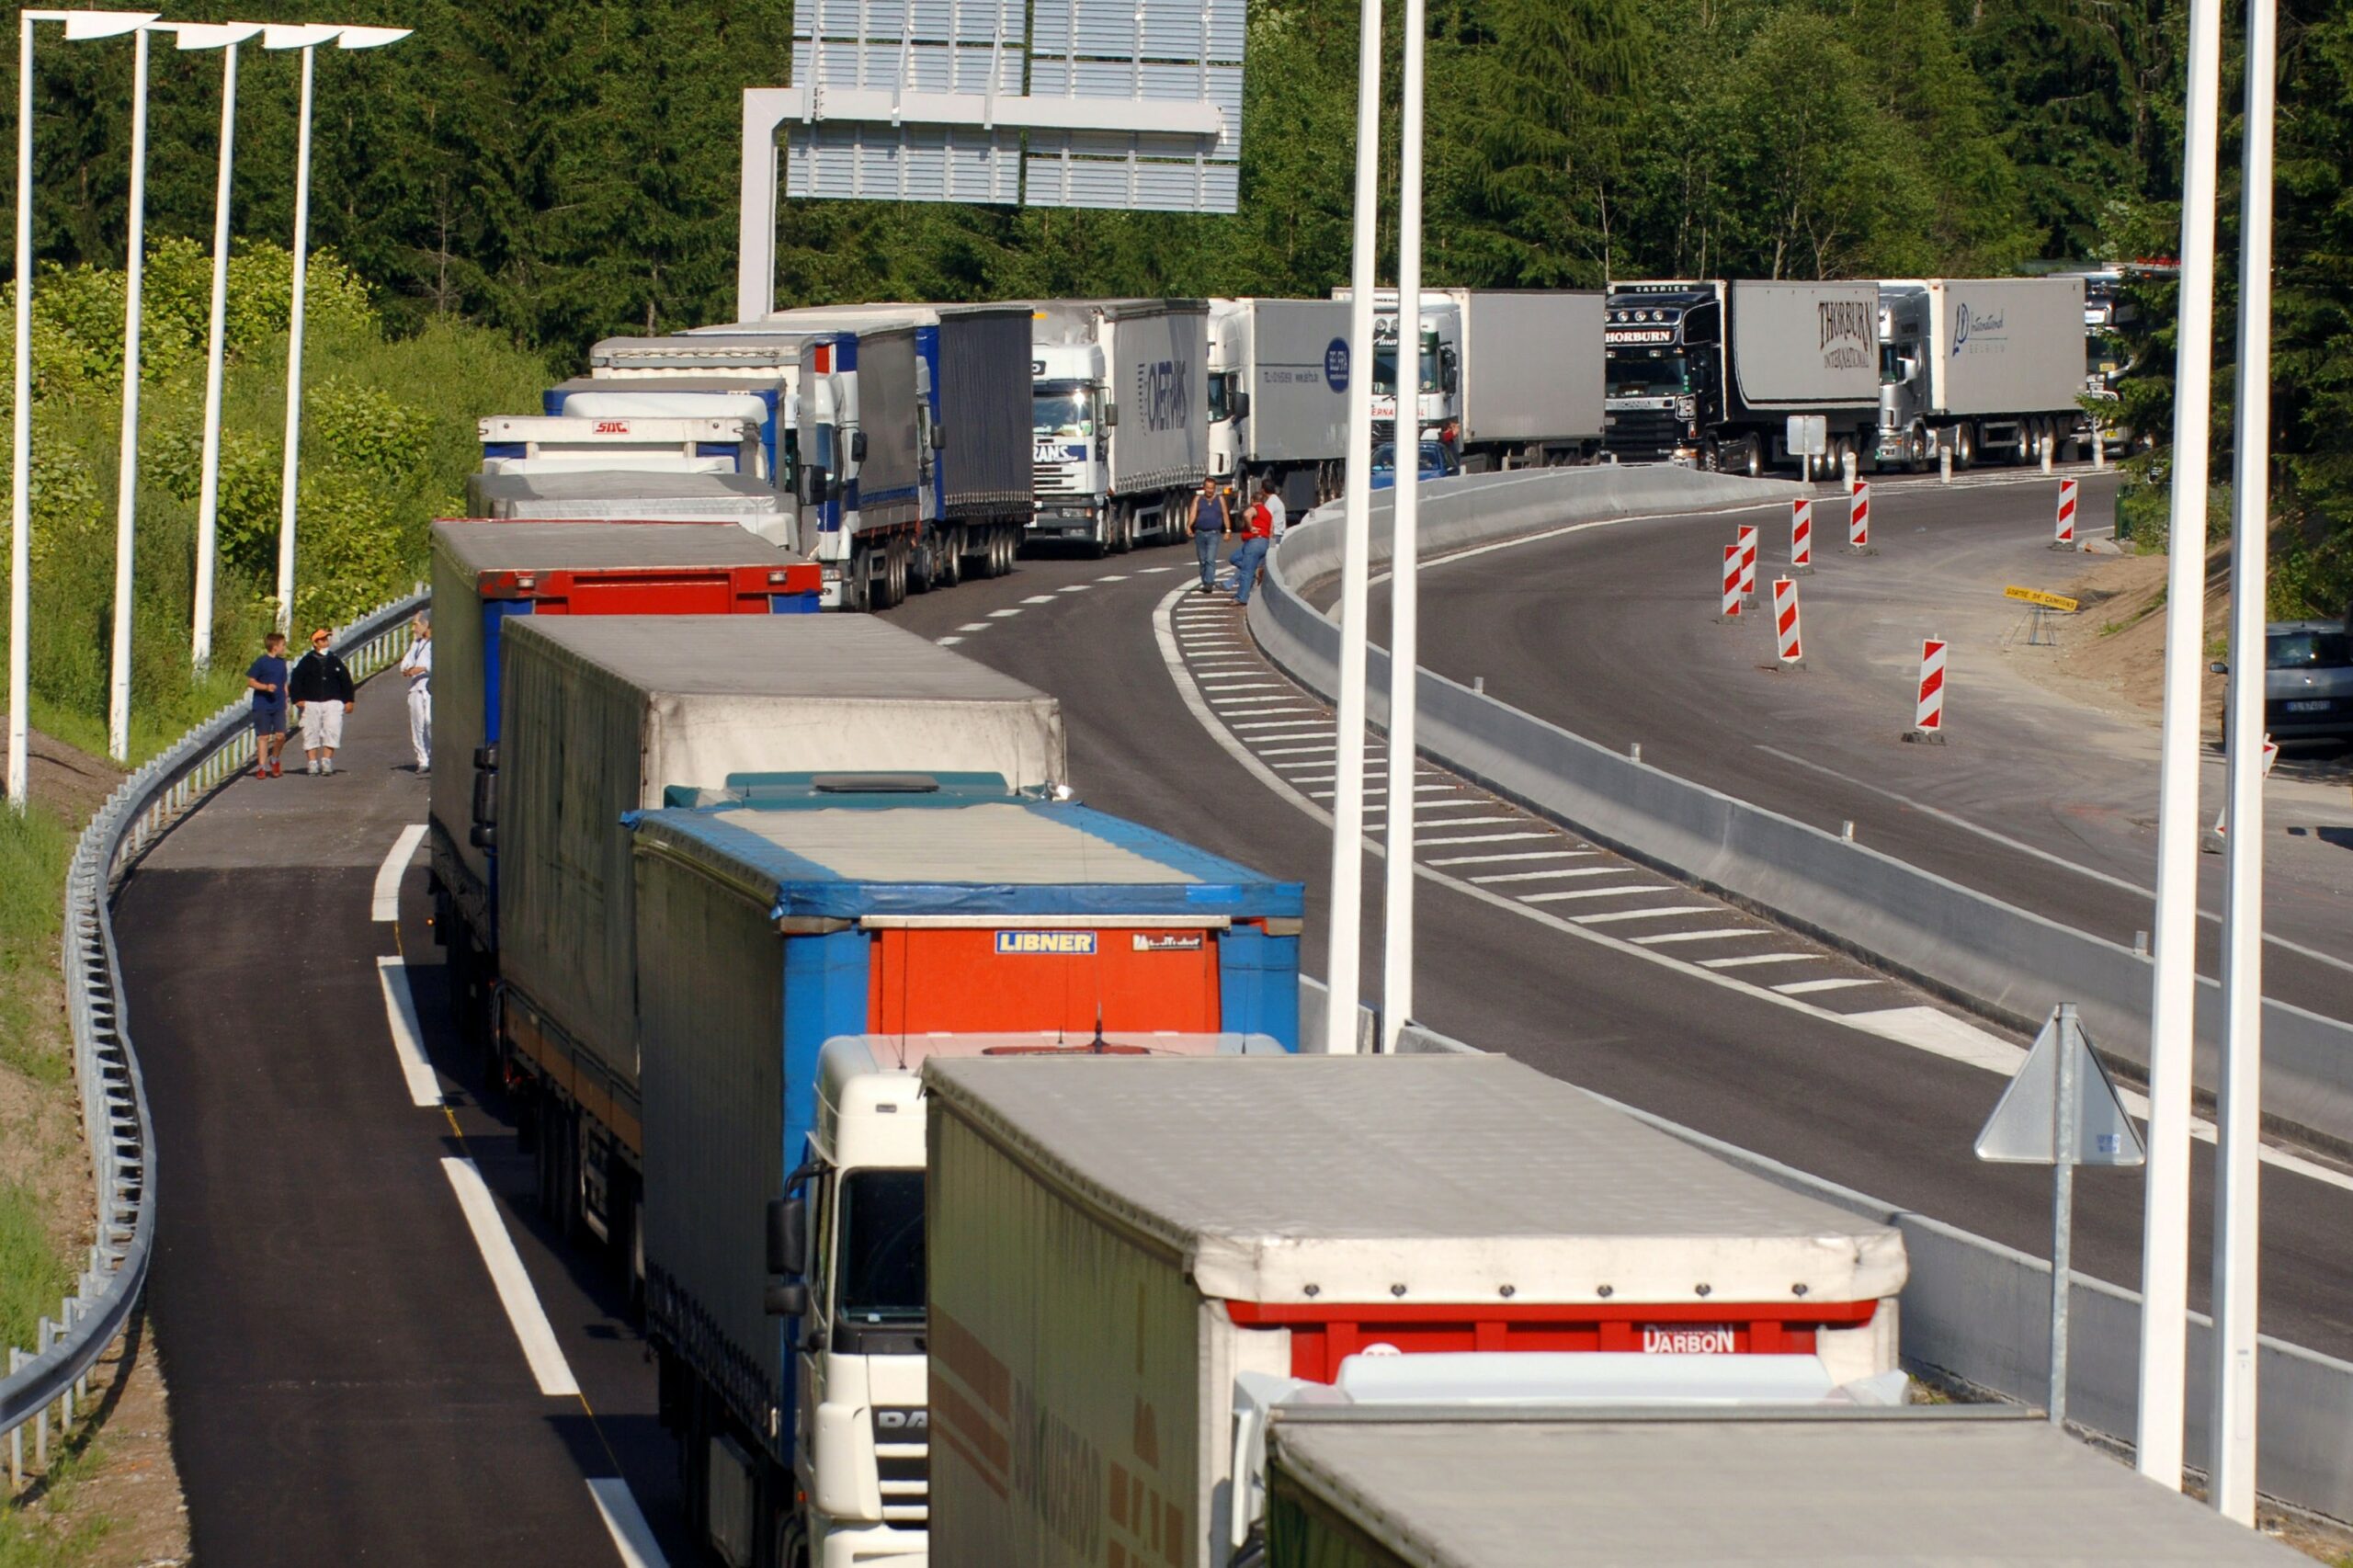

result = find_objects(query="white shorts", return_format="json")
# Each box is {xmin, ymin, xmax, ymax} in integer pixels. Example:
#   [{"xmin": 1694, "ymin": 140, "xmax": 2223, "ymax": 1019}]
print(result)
[{"xmin": 299, "ymin": 701, "xmax": 346, "ymax": 751}]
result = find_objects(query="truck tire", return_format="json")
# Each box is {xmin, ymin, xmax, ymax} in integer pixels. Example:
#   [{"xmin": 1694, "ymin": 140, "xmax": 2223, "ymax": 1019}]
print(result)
[
  {"xmin": 1954, "ymin": 423, "xmax": 1976, "ymax": 469},
  {"xmin": 1744, "ymin": 439, "xmax": 1763, "ymax": 479},
  {"xmin": 1110, "ymin": 505, "xmax": 1134, "ymax": 555},
  {"xmin": 883, "ymin": 537, "xmax": 909, "ymax": 608},
  {"xmin": 907, "ymin": 537, "xmax": 936, "ymax": 595},
  {"xmin": 841, "ymin": 546, "xmax": 872, "ymax": 613}
]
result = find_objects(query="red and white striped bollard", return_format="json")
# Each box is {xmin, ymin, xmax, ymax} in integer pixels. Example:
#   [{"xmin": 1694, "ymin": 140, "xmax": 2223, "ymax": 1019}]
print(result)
[
  {"xmin": 1735, "ymin": 524, "xmax": 1758, "ymax": 601},
  {"xmin": 1721, "ymin": 545, "xmax": 1743, "ymax": 619},
  {"xmin": 2053, "ymin": 477, "xmax": 2078, "ymax": 549},
  {"xmin": 1772, "ymin": 577, "xmax": 1802, "ymax": 665},
  {"xmin": 1913, "ymin": 638, "xmax": 1947, "ymax": 739},
  {"xmin": 1848, "ymin": 480, "xmax": 1870, "ymax": 550},
  {"xmin": 1790, "ymin": 498, "xmax": 1813, "ymax": 571}
]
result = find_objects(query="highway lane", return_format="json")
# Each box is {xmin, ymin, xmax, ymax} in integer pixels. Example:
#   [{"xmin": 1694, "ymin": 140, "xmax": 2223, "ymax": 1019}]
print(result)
[
  {"xmin": 116, "ymin": 689, "xmax": 683, "ymax": 1565},
  {"xmin": 1348, "ymin": 468, "xmax": 2353, "ymax": 1031},
  {"xmin": 886, "ymin": 535, "xmax": 2353, "ymax": 1359}
]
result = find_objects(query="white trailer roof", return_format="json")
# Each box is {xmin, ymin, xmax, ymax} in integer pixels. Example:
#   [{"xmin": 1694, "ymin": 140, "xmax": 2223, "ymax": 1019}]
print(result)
[
  {"xmin": 504, "ymin": 613, "xmax": 1051, "ymax": 704},
  {"xmin": 922, "ymin": 1054, "xmax": 1904, "ymax": 1306},
  {"xmin": 1267, "ymin": 1414, "xmax": 2304, "ymax": 1566},
  {"xmin": 432, "ymin": 519, "xmax": 803, "ymax": 572}
]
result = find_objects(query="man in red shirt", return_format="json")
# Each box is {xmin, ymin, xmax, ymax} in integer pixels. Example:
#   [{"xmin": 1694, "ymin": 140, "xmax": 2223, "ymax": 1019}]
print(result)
[{"xmin": 1229, "ymin": 480, "xmax": 1275, "ymax": 606}]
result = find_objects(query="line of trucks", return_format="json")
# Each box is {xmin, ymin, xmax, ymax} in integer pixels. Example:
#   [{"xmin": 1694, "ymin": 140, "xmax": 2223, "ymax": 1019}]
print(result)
[
  {"xmin": 459, "ymin": 277, "xmax": 2110, "ymax": 618},
  {"xmin": 416, "ymin": 510, "xmax": 2293, "ymax": 1567}
]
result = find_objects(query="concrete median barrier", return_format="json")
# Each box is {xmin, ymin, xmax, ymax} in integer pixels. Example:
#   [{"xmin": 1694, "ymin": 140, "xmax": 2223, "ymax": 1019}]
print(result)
[{"xmin": 1254, "ymin": 467, "xmax": 2353, "ymax": 1151}]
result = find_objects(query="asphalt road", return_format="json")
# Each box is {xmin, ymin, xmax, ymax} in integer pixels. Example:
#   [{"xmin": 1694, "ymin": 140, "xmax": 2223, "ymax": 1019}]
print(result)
[
  {"xmin": 885, "ymin": 529, "xmax": 2353, "ymax": 1360},
  {"xmin": 116, "ymin": 688, "xmax": 688, "ymax": 1564},
  {"xmin": 1348, "ymin": 467, "xmax": 2353, "ymax": 1028}
]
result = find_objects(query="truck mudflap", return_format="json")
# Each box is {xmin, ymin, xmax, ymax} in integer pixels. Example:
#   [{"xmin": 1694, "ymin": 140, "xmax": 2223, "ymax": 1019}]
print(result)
[{"xmin": 1222, "ymin": 1297, "xmax": 1888, "ymax": 1381}]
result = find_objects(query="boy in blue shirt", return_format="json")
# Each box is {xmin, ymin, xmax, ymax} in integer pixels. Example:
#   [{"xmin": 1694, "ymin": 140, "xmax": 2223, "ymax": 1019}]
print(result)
[{"xmin": 245, "ymin": 631, "xmax": 290, "ymax": 778}]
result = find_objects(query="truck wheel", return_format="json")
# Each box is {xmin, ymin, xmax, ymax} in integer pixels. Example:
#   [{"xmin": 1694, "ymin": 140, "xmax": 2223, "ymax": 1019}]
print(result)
[
  {"xmin": 1744, "ymin": 440, "xmax": 1763, "ymax": 479},
  {"xmin": 907, "ymin": 537, "xmax": 936, "ymax": 595},
  {"xmin": 884, "ymin": 537, "xmax": 910, "ymax": 608},
  {"xmin": 1954, "ymin": 423, "xmax": 1976, "ymax": 469},
  {"xmin": 1110, "ymin": 506, "xmax": 1134, "ymax": 554},
  {"xmin": 938, "ymin": 530, "xmax": 964, "ymax": 588},
  {"xmin": 841, "ymin": 547, "xmax": 871, "ymax": 613}
]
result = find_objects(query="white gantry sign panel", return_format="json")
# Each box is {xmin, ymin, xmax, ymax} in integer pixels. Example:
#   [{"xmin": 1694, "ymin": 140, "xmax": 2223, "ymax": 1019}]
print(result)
[{"xmin": 1020, "ymin": 0, "xmax": 1244, "ymax": 213}]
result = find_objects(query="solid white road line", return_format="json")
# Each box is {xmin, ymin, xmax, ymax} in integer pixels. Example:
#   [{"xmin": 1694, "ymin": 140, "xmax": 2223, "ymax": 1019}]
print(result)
[
  {"xmin": 1430, "ymin": 850, "xmax": 1593, "ymax": 866},
  {"xmin": 1570, "ymin": 904, "xmax": 1722, "ymax": 924},
  {"xmin": 1519, "ymin": 884, "xmax": 1672, "ymax": 903},
  {"xmin": 587, "ymin": 1478, "xmax": 670, "ymax": 1568},
  {"xmin": 441, "ymin": 1156, "xmax": 579, "ymax": 1397},
  {"xmin": 1472, "ymin": 867, "xmax": 1627, "ymax": 884},
  {"xmin": 1258, "ymin": 744, "xmax": 1336, "ymax": 756},
  {"xmin": 1417, "ymin": 831, "xmax": 1550, "ymax": 846},
  {"xmin": 1773, "ymin": 977, "xmax": 1881, "ymax": 995},
  {"xmin": 372, "ymin": 824, "xmax": 428, "ymax": 923},
  {"xmin": 376, "ymin": 959, "xmax": 442, "ymax": 1108},
  {"xmin": 1412, "ymin": 815, "xmax": 1520, "ymax": 830},
  {"xmin": 1698, "ymin": 951, "xmax": 1818, "ymax": 968},
  {"xmin": 1630, "ymin": 927, "xmax": 1759, "ymax": 945}
]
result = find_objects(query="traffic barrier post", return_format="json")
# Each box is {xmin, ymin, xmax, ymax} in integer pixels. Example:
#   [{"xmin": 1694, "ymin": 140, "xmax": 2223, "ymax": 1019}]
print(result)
[
  {"xmin": 1772, "ymin": 577, "xmax": 1803, "ymax": 666},
  {"xmin": 2053, "ymin": 477, "xmax": 2079, "ymax": 550},
  {"xmin": 1721, "ymin": 544, "xmax": 1743, "ymax": 619},
  {"xmin": 1848, "ymin": 480, "xmax": 1870, "ymax": 551},
  {"xmin": 1790, "ymin": 497, "xmax": 1813, "ymax": 572},
  {"xmin": 1735, "ymin": 524, "xmax": 1758, "ymax": 602},
  {"xmin": 2205, "ymin": 735, "xmax": 2279, "ymax": 846},
  {"xmin": 1910, "ymin": 637, "xmax": 1948, "ymax": 742},
  {"xmin": 1940, "ymin": 442, "xmax": 1953, "ymax": 484}
]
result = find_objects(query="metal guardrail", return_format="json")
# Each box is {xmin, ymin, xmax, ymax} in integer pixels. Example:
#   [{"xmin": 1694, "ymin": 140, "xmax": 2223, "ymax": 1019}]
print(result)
[{"xmin": 0, "ymin": 591, "xmax": 425, "ymax": 1486}]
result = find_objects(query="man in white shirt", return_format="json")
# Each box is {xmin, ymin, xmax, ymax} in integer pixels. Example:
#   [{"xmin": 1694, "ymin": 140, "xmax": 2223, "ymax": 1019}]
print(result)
[
  {"xmin": 1262, "ymin": 481, "xmax": 1289, "ymax": 542},
  {"xmin": 398, "ymin": 615, "xmax": 433, "ymax": 774}
]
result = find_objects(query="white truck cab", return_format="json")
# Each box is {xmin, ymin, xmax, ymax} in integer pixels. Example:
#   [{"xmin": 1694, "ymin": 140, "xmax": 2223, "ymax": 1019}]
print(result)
[{"xmin": 1029, "ymin": 338, "xmax": 1111, "ymax": 547}]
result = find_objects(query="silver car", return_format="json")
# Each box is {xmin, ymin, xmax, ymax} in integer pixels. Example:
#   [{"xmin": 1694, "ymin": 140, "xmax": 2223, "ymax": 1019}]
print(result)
[{"xmin": 2218, "ymin": 620, "xmax": 2353, "ymax": 744}]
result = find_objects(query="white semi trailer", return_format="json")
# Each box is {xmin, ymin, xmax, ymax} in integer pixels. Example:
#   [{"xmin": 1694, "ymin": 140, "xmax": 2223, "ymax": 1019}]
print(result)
[
  {"xmin": 1030, "ymin": 299, "xmax": 1211, "ymax": 555},
  {"xmin": 1206, "ymin": 298, "xmax": 1352, "ymax": 511},
  {"xmin": 1874, "ymin": 277, "xmax": 2088, "ymax": 470},
  {"xmin": 1334, "ymin": 288, "xmax": 1606, "ymax": 472},
  {"xmin": 925, "ymin": 1051, "xmax": 1906, "ymax": 1565}
]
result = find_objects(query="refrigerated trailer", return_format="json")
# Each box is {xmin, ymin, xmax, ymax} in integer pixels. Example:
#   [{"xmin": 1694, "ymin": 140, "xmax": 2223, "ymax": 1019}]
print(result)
[
  {"xmin": 477, "ymin": 414, "xmax": 767, "ymax": 480},
  {"xmin": 925, "ymin": 1052, "xmax": 1905, "ymax": 1565},
  {"xmin": 423, "ymin": 522, "xmax": 820, "ymax": 1038},
  {"xmin": 1874, "ymin": 277, "xmax": 2088, "ymax": 470},
  {"xmin": 1206, "ymin": 298, "xmax": 1351, "ymax": 511},
  {"xmin": 1334, "ymin": 288, "xmax": 1606, "ymax": 472},
  {"xmin": 486, "ymin": 614, "xmax": 1066, "ymax": 1277},
  {"xmin": 625, "ymin": 790, "xmax": 1303, "ymax": 1566},
  {"xmin": 545, "ymin": 379, "xmax": 790, "ymax": 492},
  {"xmin": 1256, "ymin": 1409, "xmax": 2304, "ymax": 1566},
  {"xmin": 1605, "ymin": 279, "xmax": 1881, "ymax": 475},
  {"xmin": 461, "ymin": 471, "xmax": 793, "ymax": 548},
  {"xmin": 1030, "ymin": 299, "xmax": 1211, "ymax": 554}
]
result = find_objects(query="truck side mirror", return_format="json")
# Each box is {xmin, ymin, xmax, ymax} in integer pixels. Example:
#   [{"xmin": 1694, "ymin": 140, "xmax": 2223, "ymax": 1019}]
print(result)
[
  {"xmin": 470, "ymin": 767, "xmax": 497, "ymax": 830},
  {"xmin": 849, "ymin": 430, "xmax": 868, "ymax": 464},
  {"xmin": 2209, "ymin": 661, "xmax": 2228, "ymax": 674},
  {"xmin": 1101, "ymin": 403, "xmax": 1119, "ymax": 429},
  {"xmin": 767, "ymin": 1194, "xmax": 807, "ymax": 1275},
  {"xmin": 765, "ymin": 1280, "xmax": 809, "ymax": 1318},
  {"xmin": 1441, "ymin": 357, "xmax": 1459, "ymax": 394},
  {"xmin": 1233, "ymin": 390, "xmax": 1251, "ymax": 419}
]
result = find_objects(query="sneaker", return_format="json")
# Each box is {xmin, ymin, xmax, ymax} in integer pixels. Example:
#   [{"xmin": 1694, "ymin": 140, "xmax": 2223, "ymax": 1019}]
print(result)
[
  {"xmin": 322, "ymin": 760, "xmax": 335, "ymax": 777},
  {"xmin": 254, "ymin": 767, "xmax": 269, "ymax": 780},
  {"xmin": 307, "ymin": 760, "xmax": 320, "ymax": 776},
  {"xmin": 270, "ymin": 761, "xmax": 282, "ymax": 778}
]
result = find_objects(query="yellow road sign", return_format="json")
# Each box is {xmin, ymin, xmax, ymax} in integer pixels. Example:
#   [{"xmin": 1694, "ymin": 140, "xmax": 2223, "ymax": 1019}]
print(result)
[{"xmin": 2005, "ymin": 585, "xmax": 2081, "ymax": 612}]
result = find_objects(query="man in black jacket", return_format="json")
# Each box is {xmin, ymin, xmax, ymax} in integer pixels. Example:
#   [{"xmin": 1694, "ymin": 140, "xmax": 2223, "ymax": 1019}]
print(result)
[{"xmin": 290, "ymin": 627, "xmax": 357, "ymax": 776}]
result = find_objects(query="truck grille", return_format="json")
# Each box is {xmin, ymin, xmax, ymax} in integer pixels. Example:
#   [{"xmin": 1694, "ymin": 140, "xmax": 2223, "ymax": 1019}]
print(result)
[
  {"xmin": 876, "ymin": 1440, "xmax": 928, "ymax": 1525},
  {"xmin": 1034, "ymin": 462, "xmax": 1086, "ymax": 497},
  {"xmin": 1605, "ymin": 409, "xmax": 1683, "ymax": 460}
]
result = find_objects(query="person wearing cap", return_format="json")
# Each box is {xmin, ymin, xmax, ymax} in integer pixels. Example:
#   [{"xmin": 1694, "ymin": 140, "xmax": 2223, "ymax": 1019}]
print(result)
[
  {"xmin": 290, "ymin": 627, "xmax": 357, "ymax": 776},
  {"xmin": 396, "ymin": 614, "xmax": 432, "ymax": 774}
]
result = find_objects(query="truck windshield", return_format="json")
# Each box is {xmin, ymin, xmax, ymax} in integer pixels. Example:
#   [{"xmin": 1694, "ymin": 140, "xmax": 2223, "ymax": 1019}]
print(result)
[
  {"xmin": 835, "ymin": 1170, "xmax": 925, "ymax": 1323},
  {"xmin": 1371, "ymin": 336, "xmax": 1440, "ymax": 396},
  {"xmin": 1608, "ymin": 350, "xmax": 1687, "ymax": 397},
  {"xmin": 1033, "ymin": 392, "xmax": 1090, "ymax": 440}
]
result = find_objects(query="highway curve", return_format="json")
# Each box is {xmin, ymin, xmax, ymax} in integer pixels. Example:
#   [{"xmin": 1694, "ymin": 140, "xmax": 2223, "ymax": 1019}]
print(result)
[
  {"xmin": 881, "ymin": 533, "xmax": 2353, "ymax": 1359},
  {"xmin": 1350, "ymin": 469, "xmax": 2353, "ymax": 1029}
]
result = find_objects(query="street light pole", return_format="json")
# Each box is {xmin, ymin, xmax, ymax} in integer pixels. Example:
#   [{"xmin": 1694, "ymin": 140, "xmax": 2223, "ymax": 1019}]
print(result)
[
  {"xmin": 261, "ymin": 22, "xmax": 406, "ymax": 635},
  {"xmin": 105, "ymin": 20, "xmax": 152, "ymax": 762},
  {"xmin": 9, "ymin": 8, "xmax": 159, "ymax": 809},
  {"xmin": 1379, "ymin": 0, "xmax": 1425, "ymax": 1051},
  {"xmin": 1322, "ymin": 0, "xmax": 1382, "ymax": 1054},
  {"xmin": 181, "ymin": 21, "xmax": 266, "ymax": 672},
  {"xmin": 2211, "ymin": 0, "xmax": 2277, "ymax": 1525},
  {"xmin": 2139, "ymin": 0, "xmax": 2226, "ymax": 1491}
]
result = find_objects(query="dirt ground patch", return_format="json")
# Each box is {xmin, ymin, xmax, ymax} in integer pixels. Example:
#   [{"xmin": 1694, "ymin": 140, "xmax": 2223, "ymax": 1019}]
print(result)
[
  {"xmin": 2018, "ymin": 544, "xmax": 2234, "ymax": 731},
  {"xmin": 0, "ymin": 729, "xmax": 187, "ymax": 1566}
]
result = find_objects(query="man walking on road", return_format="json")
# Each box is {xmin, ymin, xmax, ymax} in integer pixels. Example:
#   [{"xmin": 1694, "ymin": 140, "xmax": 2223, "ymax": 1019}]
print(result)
[
  {"xmin": 1189, "ymin": 476, "xmax": 1230, "ymax": 593},
  {"xmin": 398, "ymin": 615, "xmax": 432, "ymax": 774},
  {"xmin": 290, "ymin": 627, "xmax": 356, "ymax": 776},
  {"xmin": 245, "ymin": 631, "xmax": 290, "ymax": 779},
  {"xmin": 1261, "ymin": 478, "xmax": 1288, "ymax": 543},
  {"xmin": 1229, "ymin": 483, "xmax": 1274, "ymax": 608}
]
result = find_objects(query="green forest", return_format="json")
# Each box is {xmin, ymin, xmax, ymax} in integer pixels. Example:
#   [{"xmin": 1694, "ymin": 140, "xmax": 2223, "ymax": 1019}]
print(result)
[{"xmin": 1, "ymin": 0, "xmax": 2348, "ymax": 743}]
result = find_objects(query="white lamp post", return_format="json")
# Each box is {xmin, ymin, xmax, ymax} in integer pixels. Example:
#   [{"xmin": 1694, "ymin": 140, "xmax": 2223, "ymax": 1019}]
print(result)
[
  {"xmin": 9, "ymin": 7, "xmax": 159, "ymax": 808},
  {"xmin": 1321, "ymin": 0, "xmax": 1382, "ymax": 1053},
  {"xmin": 175, "ymin": 20, "xmax": 266, "ymax": 674},
  {"xmin": 1378, "ymin": 0, "xmax": 1427, "ymax": 1051},
  {"xmin": 261, "ymin": 20, "xmax": 406, "ymax": 636},
  {"xmin": 102, "ymin": 17, "xmax": 157, "ymax": 762}
]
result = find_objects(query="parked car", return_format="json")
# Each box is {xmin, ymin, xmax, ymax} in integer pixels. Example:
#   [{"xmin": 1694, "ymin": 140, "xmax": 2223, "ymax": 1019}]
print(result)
[
  {"xmin": 2213, "ymin": 620, "xmax": 2353, "ymax": 745},
  {"xmin": 1370, "ymin": 438, "xmax": 1461, "ymax": 490}
]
